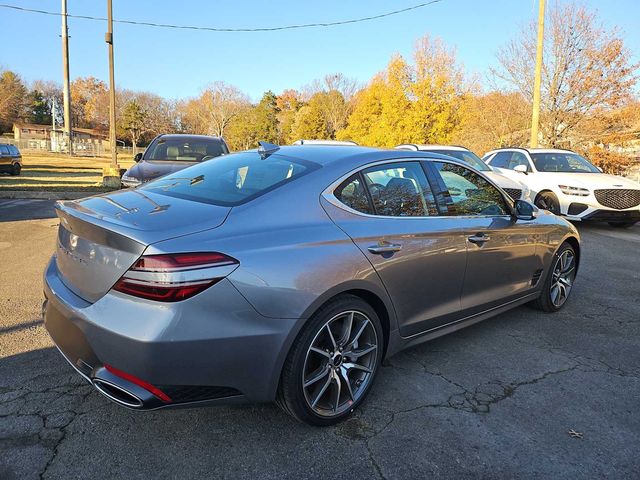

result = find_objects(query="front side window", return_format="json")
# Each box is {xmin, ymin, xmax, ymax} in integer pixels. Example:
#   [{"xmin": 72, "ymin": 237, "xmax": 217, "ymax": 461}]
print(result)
[
  {"xmin": 362, "ymin": 162, "xmax": 438, "ymax": 217},
  {"xmin": 530, "ymin": 152, "xmax": 600, "ymax": 173},
  {"xmin": 141, "ymin": 151, "xmax": 317, "ymax": 206},
  {"xmin": 508, "ymin": 152, "xmax": 531, "ymax": 171},
  {"xmin": 433, "ymin": 162, "xmax": 509, "ymax": 216},
  {"xmin": 144, "ymin": 137, "xmax": 226, "ymax": 162}
]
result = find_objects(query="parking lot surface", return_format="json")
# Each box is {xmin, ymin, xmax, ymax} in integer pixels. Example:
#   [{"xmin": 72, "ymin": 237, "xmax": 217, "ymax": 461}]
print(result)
[{"xmin": 1, "ymin": 199, "xmax": 639, "ymax": 479}]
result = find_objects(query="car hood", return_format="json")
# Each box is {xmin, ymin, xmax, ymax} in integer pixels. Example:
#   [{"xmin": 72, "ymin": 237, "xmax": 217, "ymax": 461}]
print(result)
[
  {"xmin": 484, "ymin": 170, "xmax": 525, "ymax": 190},
  {"xmin": 536, "ymin": 172, "xmax": 640, "ymax": 190},
  {"xmin": 125, "ymin": 160, "xmax": 198, "ymax": 183}
]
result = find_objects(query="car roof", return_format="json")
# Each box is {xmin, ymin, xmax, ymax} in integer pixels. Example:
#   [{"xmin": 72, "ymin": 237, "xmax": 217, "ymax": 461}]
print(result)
[
  {"xmin": 158, "ymin": 134, "xmax": 225, "ymax": 142},
  {"xmin": 487, "ymin": 147, "xmax": 575, "ymax": 155},
  {"xmin": 396, "ymin": 144, "xmax": 470, "ymax": 152},
  {"xmin": 253, "ymin": 145, "xmax": 456, "ymax": 167}
]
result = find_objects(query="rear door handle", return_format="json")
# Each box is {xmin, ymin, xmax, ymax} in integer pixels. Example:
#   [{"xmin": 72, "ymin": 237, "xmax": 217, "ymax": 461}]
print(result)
[
  {"xmin": 468, "ymin": 233, "xmax": 490, "ymax": 245},
  {"xmin": 368, "ymin": 243, "xmax": 403, "ymax": 254}
]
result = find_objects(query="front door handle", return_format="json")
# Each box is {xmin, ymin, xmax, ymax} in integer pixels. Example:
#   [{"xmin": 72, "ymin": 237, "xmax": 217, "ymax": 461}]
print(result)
[
  {"xmin": 468, "ymin": 233, "xmax": 490, "ymax": 245},
  {"xmin": 368, "ymin": 243, "xmax": 403, "ymax": 254}
]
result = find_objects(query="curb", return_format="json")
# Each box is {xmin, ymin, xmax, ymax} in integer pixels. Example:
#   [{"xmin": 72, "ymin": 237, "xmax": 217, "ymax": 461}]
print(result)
[{"xmin": 0, "ymin": 191, "xmax": 96, "ymax": 200}]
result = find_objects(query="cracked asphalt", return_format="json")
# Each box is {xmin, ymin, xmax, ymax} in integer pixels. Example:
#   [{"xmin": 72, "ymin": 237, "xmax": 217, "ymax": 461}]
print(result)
[{"xmin": 1, "ymin": 199, "xmax": 639, "ymax": 479}]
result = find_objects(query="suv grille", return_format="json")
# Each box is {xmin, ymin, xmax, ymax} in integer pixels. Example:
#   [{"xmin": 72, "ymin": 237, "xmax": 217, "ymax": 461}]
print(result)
[
  {"xmin": 594, "ymin": 189, "xmax": 640, "ymax": 210},
  {"xmin": 503, "ymin": 188, "xmax": 522, "ymax": 200}
]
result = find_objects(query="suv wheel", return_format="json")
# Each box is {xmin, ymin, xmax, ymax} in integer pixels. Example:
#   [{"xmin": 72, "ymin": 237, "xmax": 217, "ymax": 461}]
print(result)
[
  {"xmin": 531, "ymin": 242, "xmax": 577, "ymax": 312},
  {"xmin": 11, "ymin": 163, "xmax": 21, "ymax": 176},
  {"xmin": 277, "ymin": 294, "xmax": 383, "ymax": 426},
  {"xmin": 535, "ymin": 191, "xmax": 560, "ymax": 215}
]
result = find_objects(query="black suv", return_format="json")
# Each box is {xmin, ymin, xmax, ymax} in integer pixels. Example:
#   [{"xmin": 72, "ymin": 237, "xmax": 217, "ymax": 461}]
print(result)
[
  {"xmin": 0, "ymin": 143, "xmax": 22, "ymax": 176},
  {"xmin": 121, "ymin": 134, "xmax": 229, "ymax": 187}
]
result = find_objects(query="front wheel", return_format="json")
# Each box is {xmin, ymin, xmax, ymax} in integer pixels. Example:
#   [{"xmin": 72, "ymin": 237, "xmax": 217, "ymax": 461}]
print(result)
[
  {"xmin": 531, "ymin": 242, "xmax": 577, "ymax": 312},
  {"xmin": 608, "ymin": 221, "xmax": 637, "ymax": 228},
  {"xmin": 277, "ymin": 295, "xmax": 383, "ymax": 426},
  {"xmin": 535, "ymin": 191, "xmax": 561, "ymax": 215},
  {"xmin": 10, "ymin": 163, "xmax": 21, "ymax": 176}
]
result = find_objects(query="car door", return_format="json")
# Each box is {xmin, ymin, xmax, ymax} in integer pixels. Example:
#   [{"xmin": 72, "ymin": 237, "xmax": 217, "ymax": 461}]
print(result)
[
  {"xmin": 429, "ymin": 160, "xmax": 542, "ymax": 314},
  {"xmin": 0, "ymin": 145, "xmax": 10, "ymax": 168},
  {"xmin": 322, "ymin": 160, "xmax": 468, "ymax": 337}
]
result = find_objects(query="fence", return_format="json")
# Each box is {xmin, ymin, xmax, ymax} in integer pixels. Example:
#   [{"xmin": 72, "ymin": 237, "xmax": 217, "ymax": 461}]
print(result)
[{"xmin": 0, "ymin": 137, "xmax": 136, "ymax": 158}]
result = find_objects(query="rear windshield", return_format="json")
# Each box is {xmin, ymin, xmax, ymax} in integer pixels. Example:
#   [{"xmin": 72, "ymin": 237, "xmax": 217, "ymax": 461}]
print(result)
[
  {"xmin": 144, "ymin": 137, "xmax": 227, "ymax": 162},
  {"xmin": 140, "ymin": 151, "xmax": 319, "ymax": 206},
  {"xmin": 429, "ymin": 149, "xmax": 490, "ymax": 171}
]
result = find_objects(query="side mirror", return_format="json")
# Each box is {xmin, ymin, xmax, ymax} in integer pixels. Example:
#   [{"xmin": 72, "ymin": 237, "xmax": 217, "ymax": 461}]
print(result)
[
  {"xmin": 513, "ymin": 164, "xmax": 528, "ymax": 174},
  {"xmin": 133, "ymin": 152, "xmax": 143, "ymax": 162},
  {"xmin": 514, "ymin": 199, "xmax": 536, "ymax": 221}
]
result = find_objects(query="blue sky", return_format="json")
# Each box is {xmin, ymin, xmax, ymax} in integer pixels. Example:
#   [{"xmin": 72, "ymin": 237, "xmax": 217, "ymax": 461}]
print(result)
[{"xmin": 1, "ymin": 0, "xmax": 638, "ymax": 101}]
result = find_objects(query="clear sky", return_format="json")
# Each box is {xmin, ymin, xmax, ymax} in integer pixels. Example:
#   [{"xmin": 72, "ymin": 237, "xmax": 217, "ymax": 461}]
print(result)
[{"xmin": 1, "ymin": 0, "xmax": 638, "ymax": 101}]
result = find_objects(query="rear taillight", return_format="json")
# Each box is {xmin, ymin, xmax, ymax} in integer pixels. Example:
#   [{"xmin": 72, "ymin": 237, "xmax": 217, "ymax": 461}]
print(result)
[{"xmin": 113, "ymin": 252, "xmax": 238, "ymax": 302}]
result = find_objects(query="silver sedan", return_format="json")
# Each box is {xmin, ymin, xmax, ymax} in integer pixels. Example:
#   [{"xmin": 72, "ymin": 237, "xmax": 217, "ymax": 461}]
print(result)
[{"xmin": 43, "ymin": 144, "xmax": 580, "ymax": 425}]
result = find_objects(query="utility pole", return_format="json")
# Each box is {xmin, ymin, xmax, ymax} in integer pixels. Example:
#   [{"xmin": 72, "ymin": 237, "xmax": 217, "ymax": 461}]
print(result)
[
  {"xmin": 106, "ymin": 0, "xmax": 118, "ymax": 169},
  {"xmin": 530, "ymin": 0, "xmax": 545, "ymax": 148},
  {"xmin": 61, "ymin": 0, "xmax": 73, "ymax": 155}
]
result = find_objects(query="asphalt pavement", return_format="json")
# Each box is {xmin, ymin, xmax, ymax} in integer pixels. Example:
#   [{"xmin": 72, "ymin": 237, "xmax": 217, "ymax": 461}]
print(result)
[{"xmin": 1, "ymin": 199, "xmax": 639, "ymax": 479}]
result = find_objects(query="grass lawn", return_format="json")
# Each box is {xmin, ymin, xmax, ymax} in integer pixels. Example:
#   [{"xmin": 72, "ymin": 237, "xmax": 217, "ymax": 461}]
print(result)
[{"xmin": 0, "ymin": 153, "xmax": 134, "ymax": 192}]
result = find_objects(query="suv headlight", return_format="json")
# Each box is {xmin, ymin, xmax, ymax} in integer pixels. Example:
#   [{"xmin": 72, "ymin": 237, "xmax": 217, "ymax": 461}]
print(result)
[
  {"xmin": 558, "ymin": 185, "xmax": 589, "ymax": 196},
  {"xmin": 121, "ymin": 174, "xmax": 141, "ymax": 186}
]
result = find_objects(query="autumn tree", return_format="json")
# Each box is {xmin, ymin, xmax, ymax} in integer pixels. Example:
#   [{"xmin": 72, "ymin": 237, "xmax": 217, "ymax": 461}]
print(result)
[
  {"xmin": 253, "ymin": 91, "xmax": 279, "ymax": 143},
  {"xmin": 495, "ymin": 2, "xmax": 638, "ymax": 147},
  {"xmin": 452, "ymin": 91, "xmax": 530, "ymax": 155},
  {"xmin": 0, "ymin": 69, "xmax": 27, "ymax": 132},
  {"xmin": 276, "ymin": 89, "xmax": 302, "ymax": 143},
  {"xmin": 289, "ymin": 92, "xmax": 334, "ymax": 141},
  {"xmin": 339, "ymin": 36, "xmax": 468, "ymax": 146},
  {"xmin": 70, "ymin": 77, "xmax": 109, "ymax": 130}
]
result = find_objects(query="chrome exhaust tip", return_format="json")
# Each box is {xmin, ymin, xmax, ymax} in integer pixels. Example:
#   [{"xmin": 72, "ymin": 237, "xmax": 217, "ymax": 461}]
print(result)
[{"xmin": 92, "ymin": 378, "xmax": 144, "ymax": 408}]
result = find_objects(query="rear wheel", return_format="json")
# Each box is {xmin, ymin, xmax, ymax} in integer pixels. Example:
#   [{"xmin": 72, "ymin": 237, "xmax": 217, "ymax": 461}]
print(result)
[
  {"xmin": 531, "ymin": 242, "xmax": 577, "ymax": 312},
  {"xmin": 10, "ymin": 163, "xmax": 21, "ymax": 176},
  {"xmin": 535, "ymin": 191, "xmax": 561, "ymax": 215},
  {"xmin": 608, "ymin": 221, "xmax": 637, "ymax": 228},
  {"xmin": 277, "ymin": 295, "xmax": 383, "ymax": 426}
]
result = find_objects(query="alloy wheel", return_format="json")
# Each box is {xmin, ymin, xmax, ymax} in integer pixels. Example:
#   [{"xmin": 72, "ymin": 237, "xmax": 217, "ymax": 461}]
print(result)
[
  {"xmin": 302, "ymin": 310, "xmax": 378, "ymax": 417},
  {"xmin": 550, "ymin": 249, "xmax": 576, "ymax": 307}
]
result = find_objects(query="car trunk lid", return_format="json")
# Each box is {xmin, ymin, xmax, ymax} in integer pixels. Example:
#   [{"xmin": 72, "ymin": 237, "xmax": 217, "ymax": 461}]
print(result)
[{"xmin": 54, "ymin": 189, "xmax": 231, "ymax": 303}]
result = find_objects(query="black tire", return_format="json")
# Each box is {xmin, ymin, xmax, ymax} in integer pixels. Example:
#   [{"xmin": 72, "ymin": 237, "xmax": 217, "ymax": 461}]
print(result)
[
  {"xmin": 276, "ymin": 294, "xmax": 383, "ymax": 426},
  {"xmin": 531, "ymin": 242, "xmax": 577, "ymax": 312},
  {"xmin": 608, "ymin": 221, "xmax": 637, "ymax": 228},
  {"xmin": 10, "ymin": 163, "xmax": 21, "ymax": 176},
  {"xmin": 535, "ymin": 191, "xmax": 561, "ymax": 215}
]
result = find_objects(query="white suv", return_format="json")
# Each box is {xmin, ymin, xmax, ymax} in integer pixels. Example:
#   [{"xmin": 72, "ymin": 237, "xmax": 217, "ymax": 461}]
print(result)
[
  {"xmin": 483, "ymin": 148, "xmax": 640, "ymax": 227},
  {"xmin": 395, "ymin": 144, "xmax": 530, "ymax": 202}
]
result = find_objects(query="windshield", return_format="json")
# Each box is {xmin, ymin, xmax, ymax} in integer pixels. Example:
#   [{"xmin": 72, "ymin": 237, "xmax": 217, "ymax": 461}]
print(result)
[
  {"xmin": 144, "ymin": 137, "xmax": 226, "ymax": 162},
  {"xmin": 140, "ymin": 151, "xmax": 319, "ymax": 206},
  {"xmin": 530, "ymin": 152, "xmax": 600, "ymax": 173},
  {"xmin": 429, "ymin": 149, "xmax": 490, "ymax": 171}
]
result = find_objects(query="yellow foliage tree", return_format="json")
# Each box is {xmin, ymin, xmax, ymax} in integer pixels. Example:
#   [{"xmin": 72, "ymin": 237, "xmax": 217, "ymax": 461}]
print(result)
[{"xmin": 338, "ymin": 36, "xmax": 468, "ymax": 147}]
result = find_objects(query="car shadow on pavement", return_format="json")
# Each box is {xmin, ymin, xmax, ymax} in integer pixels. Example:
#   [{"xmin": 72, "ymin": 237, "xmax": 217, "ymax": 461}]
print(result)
[{"xmin": 0, "ymin": 200, "xmax": 58, "ymax": 222}]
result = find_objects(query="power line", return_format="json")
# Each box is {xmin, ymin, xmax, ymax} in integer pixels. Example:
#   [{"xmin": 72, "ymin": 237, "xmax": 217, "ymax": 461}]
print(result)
[{"xmin": 0, "ymin": 1, "xmax": 443, "ymax": 32}]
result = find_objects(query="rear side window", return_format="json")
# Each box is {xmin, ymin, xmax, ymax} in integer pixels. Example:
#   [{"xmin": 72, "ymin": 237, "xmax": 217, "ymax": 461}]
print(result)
[
  {"xmin": 141, "ymin": 151, "xmax": 318, "ymax": 206},
  {"xmin": 335, "ymin": 174, "xmax": 373, "ymax": 214},
  {"xmin": 8, "ymin": 145, "xmax": 19, "ymax": 155}
]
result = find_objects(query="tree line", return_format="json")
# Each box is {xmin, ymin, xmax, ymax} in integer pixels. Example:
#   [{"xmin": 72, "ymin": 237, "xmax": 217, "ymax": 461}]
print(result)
[{"xmin": 0, "ymin": 2, "xmax": 638, "ymax": 171}]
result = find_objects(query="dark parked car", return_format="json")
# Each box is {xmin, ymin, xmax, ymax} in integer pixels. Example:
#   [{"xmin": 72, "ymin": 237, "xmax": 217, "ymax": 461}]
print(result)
[
  {"xmin": 44, "ymin": 144, "xmax": 580, "ymax": 426},
  {"xmin": 121, "ymin": 134, "xmax": 229, "ymax": 187},
  {"xmin": 0, "ymin": 143, "xmax": 22, "ymax": 175}
]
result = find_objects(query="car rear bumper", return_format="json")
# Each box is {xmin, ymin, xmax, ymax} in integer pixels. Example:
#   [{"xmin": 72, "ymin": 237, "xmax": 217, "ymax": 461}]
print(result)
[{"xmin": 43, "ymin": 257, "xmax": 297, "ymax": 409}]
